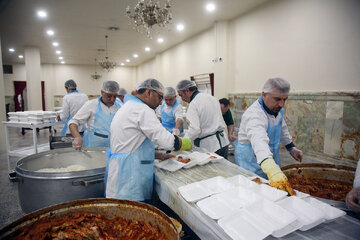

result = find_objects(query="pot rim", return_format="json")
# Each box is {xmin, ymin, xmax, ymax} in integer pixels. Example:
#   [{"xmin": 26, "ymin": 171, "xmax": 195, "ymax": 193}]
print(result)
[{"xmin": 281, "ymin": 163, "xmax": 356, "ymax": 172}]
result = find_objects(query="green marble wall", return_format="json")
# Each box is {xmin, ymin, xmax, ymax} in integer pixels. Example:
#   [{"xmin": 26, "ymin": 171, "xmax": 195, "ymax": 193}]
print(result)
[{"xmin": 229, "ymin": 92, "xmax": 360, "ymax": 165}]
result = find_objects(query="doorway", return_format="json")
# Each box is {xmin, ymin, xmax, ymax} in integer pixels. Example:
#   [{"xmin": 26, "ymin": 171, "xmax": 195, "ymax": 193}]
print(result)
[{"xmin": 13, "ymin": 81, "xmax": 46, "ymax": 111}]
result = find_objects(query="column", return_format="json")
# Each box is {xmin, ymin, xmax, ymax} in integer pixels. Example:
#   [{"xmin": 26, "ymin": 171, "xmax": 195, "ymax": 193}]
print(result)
[
  {"xmin": 213, "ymin": 21, "xmax": 229, "ymax": 98},
  {"xmin": 0, "ymin": 37, "xmax": 7, "ymax": 151},
  {"xmin": 24, "ymin": 47, "xmax": 42, "ymax": 110}
]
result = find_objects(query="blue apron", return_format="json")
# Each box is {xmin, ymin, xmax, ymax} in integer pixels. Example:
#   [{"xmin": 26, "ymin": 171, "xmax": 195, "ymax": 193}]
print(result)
[
  {"xmin": 105, "ymin": 96, "xmax": 155, "ymax": 201},
  {"xmin": 83, "ymin": 97, "xmax": 120, "ymax": 147},
  {"xmin": 61, "ymin": 90, "xmax": 79, "ymax": 136},
  {"xmin": 160, "ymin": 99, "xmax": 183, "ymax": 133},
  {"xmin": 235, "ymin": 96, "xmax": 283, "ymax": 179}
]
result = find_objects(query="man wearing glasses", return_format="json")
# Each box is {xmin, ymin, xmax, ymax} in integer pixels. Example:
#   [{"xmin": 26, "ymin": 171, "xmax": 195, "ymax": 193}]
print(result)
[{"xmin": 106, "ymin": 78, "xmax": 192, "ymax": 203}]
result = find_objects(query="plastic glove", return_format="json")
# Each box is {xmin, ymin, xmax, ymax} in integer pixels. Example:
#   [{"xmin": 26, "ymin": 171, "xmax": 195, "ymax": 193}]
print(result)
[
  {"xmin": 289, "ymin": 147, "xmax": 303, "ymax": 162},
  {"xmin": 260, "ymin": 157, "xmax": 296, "ymax": 196},
  {"xmin": 180, "ymin": 138, "xmax": 192, "ymax": 151},
  {"xmin": 172, "ymin": 128, "xmax": 180, "ymax": 136},
  {"xmin": 346, "ymin": 187, "xmax": 360, "ymax": 212},
  {"xmin": 72, "ymin": 137, "xmax": 83, "ymax": 150}
]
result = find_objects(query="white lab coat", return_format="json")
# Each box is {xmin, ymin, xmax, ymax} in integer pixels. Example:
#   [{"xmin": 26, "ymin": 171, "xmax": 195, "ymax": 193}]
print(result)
[
  {"xmin": 68, "ymin": 98, "xmax": 120, "ymax": 130},
  {"xmin": 184, "ymin": 92, "xmax": 229, "ymax": 153},
  {"xmin": 110, "ymin": 100, "xmax": 175, "ymax": 153},
  {"xmin": 237, "ymin": 99, "xmax": 293, "ymax": 164},
  {"xmin": 60, "ymin": 91, "xmax": 88, "ymax": 134}
]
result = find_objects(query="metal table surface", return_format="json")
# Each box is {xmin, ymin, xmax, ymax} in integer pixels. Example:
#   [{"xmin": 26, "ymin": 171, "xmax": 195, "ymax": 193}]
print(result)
[{"xmin": 154, "ymin": 159, "xmax": 360, "ymax": 240}]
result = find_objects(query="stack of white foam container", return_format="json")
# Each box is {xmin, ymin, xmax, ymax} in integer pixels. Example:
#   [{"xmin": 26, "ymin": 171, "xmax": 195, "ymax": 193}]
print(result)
[{"xmin": 7, "ymin": 111, "xmax": 57, "ymax": 124}]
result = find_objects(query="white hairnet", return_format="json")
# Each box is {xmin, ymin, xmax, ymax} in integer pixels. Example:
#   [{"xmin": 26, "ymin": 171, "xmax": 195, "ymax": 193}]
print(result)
[
  {"xmin": 102, "ymin": 80, "xmax": 120, "ymax": 93},
  {"xmin": 118, "ymin": 88, "xmax": 127, "ymax": 96},
  {"xmin": 262, "ymin": 77, "xmax": 290, "ymax": 94},
  {"xmin": 64, "ymin": 79, "xmax": 77, "ymax": 89},
  {"xmin": 136, "ymin": 78, "xmax": 164, "ymax": 94},
  {"xmin": 164, "ymin": 87, "xmax": 176, "ymax": 97},
  {"xmin": 176, "ymin": 80, "xmax": 197, "ymax": 91}
]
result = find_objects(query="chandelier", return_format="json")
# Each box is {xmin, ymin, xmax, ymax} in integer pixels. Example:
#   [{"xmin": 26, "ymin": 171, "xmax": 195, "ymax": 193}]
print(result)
[
  {"xmin": 99, "ymin": 35, "xmax": 116, "ymax": 71},
  {"xmin": 91, "ymin": 58, "xmax": 102, "ymax": 80},
  {"xmin": 126, "ymin": 0, "xmax": 172, "ymax": 38}
]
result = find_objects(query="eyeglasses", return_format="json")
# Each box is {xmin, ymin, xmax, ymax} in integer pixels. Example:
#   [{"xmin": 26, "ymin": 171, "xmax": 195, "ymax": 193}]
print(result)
[{"xmin": 152, "ymin": 90, "xmax": 163, "ymax": 100}]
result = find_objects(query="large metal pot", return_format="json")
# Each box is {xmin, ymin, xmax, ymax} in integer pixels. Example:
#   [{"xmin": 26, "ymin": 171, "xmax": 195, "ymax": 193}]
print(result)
[
  {"xmin": 281, "ymin": 163, "xmax": 355, "ymax": 209},
  {"xmin": 0, "ymin": 198, "xmax": 179, "ymax": 239},
  {"xmin": 11, "ymin": 147, "xmax": 107, "ymax": 213}
]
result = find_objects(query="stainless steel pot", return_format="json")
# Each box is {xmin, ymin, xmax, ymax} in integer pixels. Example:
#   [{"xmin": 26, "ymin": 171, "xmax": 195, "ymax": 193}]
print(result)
[
  {"xmin": 0, "ymin": 198, "xmax": 179, "ymax": 240},
  {"xmin": 281, "ymin": 163, "xmax": 355, "ymax": 209},
  {"xmin": 11, "ymin": 147, "xmax": 107, "ymax": 213}
]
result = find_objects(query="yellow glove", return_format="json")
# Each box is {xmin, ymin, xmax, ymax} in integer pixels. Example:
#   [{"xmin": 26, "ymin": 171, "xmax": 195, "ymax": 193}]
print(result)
[
  {"xmin": 180, "ymin": 138, "xmax": 192, "ymax": 151},
  {"xmin": 260, "ymin": 157, "xmax": 296, "ymax": 196}
]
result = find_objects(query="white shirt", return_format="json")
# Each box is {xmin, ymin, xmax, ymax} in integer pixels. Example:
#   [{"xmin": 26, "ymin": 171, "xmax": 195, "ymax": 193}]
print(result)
[
  {"xmin": 237, "ymin": 99, "xmax": 293, "ymax": 164},
  {"xmin": 110, "ymin": 100, "xmax": 175, "ymax": 153},
  {"xmin": 60, "ymin": 91, "xmax": 88, "ymax": 133},
  {"xmin": 156, "ymin": 101, "xmax": 183, "ymax": 120},
  {"xmin": 184, "ymin": 92, "xmax": 229, "ymax": 152},
  {"xmin": 68, "ymin": 98, "xmax": 120, "ymax": 130}
]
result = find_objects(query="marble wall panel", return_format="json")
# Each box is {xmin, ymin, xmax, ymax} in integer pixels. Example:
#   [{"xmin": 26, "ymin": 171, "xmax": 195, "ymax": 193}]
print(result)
[
  {"xmin": 341, "ymin": 101, "xmax": 360, "ymax": 161},
  {"xmin": 324, "ymin": 118, "xmax": 343, "ymax": 156}
]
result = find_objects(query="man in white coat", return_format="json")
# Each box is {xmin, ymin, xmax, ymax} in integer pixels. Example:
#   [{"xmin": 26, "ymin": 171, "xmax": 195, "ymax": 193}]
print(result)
[
  {"xmin": 235, "ymin": 78, "xmax": 302, "ymax": 195},
  {"xmin": 69, "ymin": 81, "xmax": 121, "ymax": 150},
  {"xmin": 57, "ymin": 79, "xmax": 88, "ymax": 136},
  {"xmin": 176, "ymin": 80, "xmax": 229, "ymax": 158},
  {"xmin": 106, "ymin": 79, "xmax": 192, "ymax": 203}
]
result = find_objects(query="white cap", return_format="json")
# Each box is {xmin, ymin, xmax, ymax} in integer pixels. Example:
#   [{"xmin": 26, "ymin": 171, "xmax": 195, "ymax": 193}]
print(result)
[
  {"xmin": 102, "ymin": 81, "xmax": 120, "ymax": 93},
  {"xmin": 164, "ymin": 87, "xmax": 176, "ymax": 97},
  {"xmin": 176, "ymin": 80, "xmax": 197, "ymax": 91},
  {"xmin": 136, "ymin": 78, "xmax": 164, "ymax": 94}
]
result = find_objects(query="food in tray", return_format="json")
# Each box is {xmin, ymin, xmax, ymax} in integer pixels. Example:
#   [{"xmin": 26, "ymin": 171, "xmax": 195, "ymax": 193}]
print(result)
[
  {"xmin": 177, "ymin": 156, "xmax": 191, "ymax": 163},
  {"xmin": 7, "ymin": 211, "xmax": 169, "ymax": 240},
  {"xmin": 209, "ymin": 156, "xmax": 217, "ymax": 159},
  {"xmin": 251, "ymin": 177, "xmax": 270, "ymax": 185}
]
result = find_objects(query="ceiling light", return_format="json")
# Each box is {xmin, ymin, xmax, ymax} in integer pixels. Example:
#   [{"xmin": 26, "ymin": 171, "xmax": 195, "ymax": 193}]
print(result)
[
  {"xmin": 126, "ymin": 0, "xmax": 172, "ymax": 38},
  {"xmin": 176, "ymin": 23, "xmax": 184, "ymax": 31},
  {"xmin": 133, "ymin": 54, "xmax": 138, "ymax": 58},
  {"xmin": 145, "ymin": 47, "xmax": 150, "ymax": 52},
  {"xmin": 205, "ymin": 3, "xmax": 216, "ymax": 12},
  {"xmin": 56, "ymin": 50, "xmax": 61, "ymax": 54},
  {"xmin": 46, "ymin": 29, "xmax": 54, "ymax": 36},
  {"xmin": 58, "ymin": 56, "xmax": 63, "ymax": 60},
  {"xmin": 61, "ymin": 61, "xmax": 65, "ymax": 64},
  {"xmin": 126, "ymin": 59, "xmax": 130, "ymax": 63},
  {"xmin": 9, "ymin": 48, "xmax": 15, "ymax": 52},
  {"xmin": 120, "ymin": 63, "xmax": 125, "ymax": 66},
  {"xmin": 157, "ymin": 37, "xmax": 164, "ymax": 43},
  {"xmin": 18, "ymin": 55, "xmax": 23, "ymax": 59},
  {"xmin": 37, "ymin": 10, "xmax": 47, "ymax": 18},
  {"xmin": 52, "ymin": 42, "xmax": 59, "ymax": 47}
]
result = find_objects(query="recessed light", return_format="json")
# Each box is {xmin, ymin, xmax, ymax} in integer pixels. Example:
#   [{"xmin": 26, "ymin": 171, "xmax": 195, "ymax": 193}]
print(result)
[
  {"xmin": 145, "ymin": 47, "xmax": 150, "ymax": 52},
  {"xmin": 9, "ymin": 48, "xmax": 15, "ymax": 52},
  {"xmin": 176, "ymin": 24, "xmax": 184, "ymax": 31},
  {"xmin": 56, "ymin": 50, "xmax": 61, "ymax": 54},
  {"xmin": 58, "ymin": 56, "xmax": 63, "ymax": 60},
  {"xmin": 120, "ymin": 63, "xmax": 125, "ymax": 66},
  {"xmin": 61, "ymin": 61, "xmax": 65, "ymax": 64},
  {"xmin": 133, "ymin": 54, "xmax": 138, "ymax": 58},
  {"xmin": 205, "ymin": 3, "xmax": 216, "ymax": 12},
  {"xmin": 52, "ymin": 42, "xmax": 59, "ymax": 47},
  {"xmin": 18, "ymin": 55, "xmax": 23, "ymax": 59},
  {"xmin": 46, "ymin": 29, "xmax": 54, "ymax": 36},
  {"xmin": 157, "ymin": 38, "xmax": 164, "ymax": 43},
  {"xmin": 37, "ymin": 10, "xmax": 47, "ymax": 18},
  {"xmin": 126, "ymin": 59, "xmax": 130, "ymax": 63}
]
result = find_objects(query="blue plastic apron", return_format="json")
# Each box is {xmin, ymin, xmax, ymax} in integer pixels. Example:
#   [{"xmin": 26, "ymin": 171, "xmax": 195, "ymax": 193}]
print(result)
[
  {"xmin": 83, "ymin": 97, "xmax": 120, "ymax": 147},
  {"xmin": 105, "ymin": 96, "xmax": 155, "ymax": 201},
  {"xmin": 160, "ymin": 99, "xmax": 183, "ymax": 133},
  {"xmin": 61, "ymin": 90, "xmax": 79, "ymax": 136},
  {"xmin": 235, "ymin": 96, "xmax": 283, "ymax": 179}
]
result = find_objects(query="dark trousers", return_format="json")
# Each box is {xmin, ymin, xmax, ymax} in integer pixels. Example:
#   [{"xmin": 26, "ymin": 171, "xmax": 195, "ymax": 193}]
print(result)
[{"xmin": 215, "ymin": 145, "xmax": 229, "ymax": 159}]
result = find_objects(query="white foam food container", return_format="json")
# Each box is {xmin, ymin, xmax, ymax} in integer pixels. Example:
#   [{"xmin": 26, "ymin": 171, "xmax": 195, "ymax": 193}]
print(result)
[
  {"xmin": 244, "ymin": 199, "xmax": 298, "ymax": 233},
  {"xmin": 257, "ymin": 184, "xmax": 288, "ymax": 202},
  {"xmin": 197, "ymin": 186, "xmax": 261, "ymax": 219},
  {"xmin": 201, "ymin": 152, "xmax": 223, "ymax": 165},
  {"xmin": 227, "ymin": 175, "xmax": 259, "ymax": 189},
  {"xmin": 276, "ymin": 196, "xmax": 325, "ymax": 231},
  {"xmin": 303, "ymin": 197, "xmax": 346, "ymax": 222},
  {"xmin": 8, "ymin": 116, "xmax": 19, "ymax": 122},
  {"xmin": 7, "ymin": 112, "xmax": 18, "ymax": 117},
  {"xmin": 218, "ymin": 209, "xmax": 272, "ymax": 240},
  {"xmin": 154, "ymin": 159, "xmax": 185, "ymax": 172},
  {"xmin": 200, "ymin": 176, "xmax": 234, "ymax": 195},
  {"xmin": 178, "ymin": 181, "xmax": 212, "ymax": 202}
]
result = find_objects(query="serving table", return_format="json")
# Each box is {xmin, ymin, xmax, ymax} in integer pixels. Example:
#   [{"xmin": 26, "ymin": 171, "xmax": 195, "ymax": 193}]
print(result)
[
  {"xmin": 2, "ymin": 121, "xmax": 64, "ymax": 174},
  {"xmin": 154, "ymin": 158, "xmax": 360, "ymax": 240}
]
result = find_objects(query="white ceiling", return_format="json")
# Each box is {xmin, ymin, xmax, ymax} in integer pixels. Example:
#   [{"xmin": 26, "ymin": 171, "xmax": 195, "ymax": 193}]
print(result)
[{"xmin": 0, "ymin": 0, "xmax": 268, "ymax": 66}]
